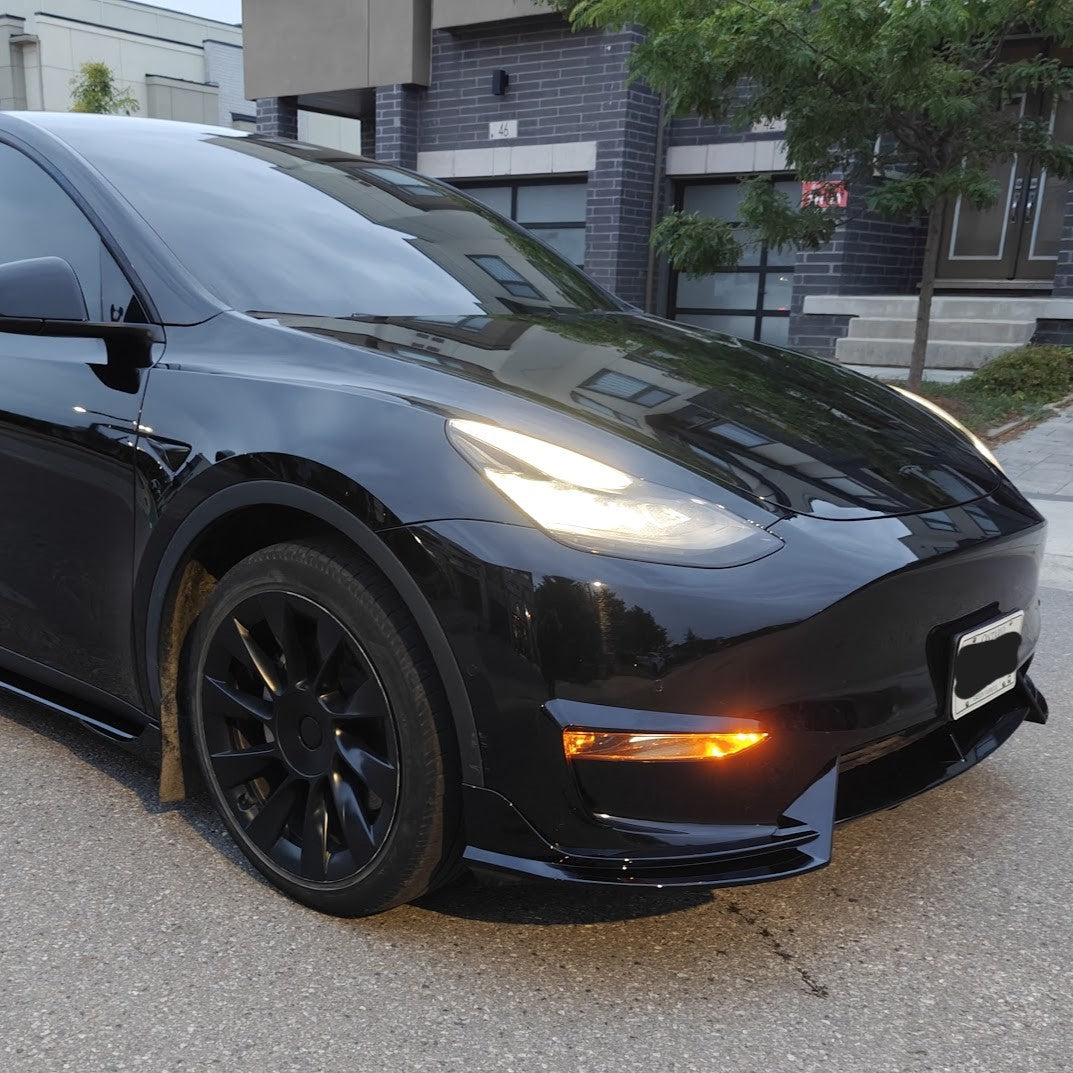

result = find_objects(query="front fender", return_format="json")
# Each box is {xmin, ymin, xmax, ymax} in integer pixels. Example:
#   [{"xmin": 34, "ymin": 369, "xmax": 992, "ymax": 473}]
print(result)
[{"xmin": 135, "ymin": 471, "xmax": 484, "ymax": 786}]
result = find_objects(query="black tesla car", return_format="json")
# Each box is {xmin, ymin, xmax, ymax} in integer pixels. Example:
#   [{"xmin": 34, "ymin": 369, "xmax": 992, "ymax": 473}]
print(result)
[{"xmin": 0, "ymin": 113, "xmax": 1048, "ymax": 916}]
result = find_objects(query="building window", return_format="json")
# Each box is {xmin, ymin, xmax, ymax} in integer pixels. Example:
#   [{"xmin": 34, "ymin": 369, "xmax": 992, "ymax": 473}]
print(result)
[
  {"xmin": 365, "ymin": 167, "xmax": 449, "ymax": 198},
  {"xmin": 669, "ymin": 177, "xmax": 797, "ymax": 346},
  {"xmin": 456, "ymin": 180, "xmax": 587, "ymax": 268},
  {"xmin": 468, "ymin": 255, "xmax": 545, "ymax": 300},
  {"xmin": 581, "ymin": 369, "xmax": 675, "ymax": 407}
]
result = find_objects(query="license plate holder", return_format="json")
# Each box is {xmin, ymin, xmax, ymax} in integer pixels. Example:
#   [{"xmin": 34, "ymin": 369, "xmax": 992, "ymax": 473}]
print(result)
[{"xmin": 949, "ymin": 610, "xmax": 1024, "ymax": 720}]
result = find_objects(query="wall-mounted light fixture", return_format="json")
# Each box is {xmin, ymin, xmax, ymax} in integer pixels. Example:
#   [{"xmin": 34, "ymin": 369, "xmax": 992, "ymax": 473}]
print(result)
[{"xmin": 491, "ymin": 69, "xmax": 510, "ymax": 96}]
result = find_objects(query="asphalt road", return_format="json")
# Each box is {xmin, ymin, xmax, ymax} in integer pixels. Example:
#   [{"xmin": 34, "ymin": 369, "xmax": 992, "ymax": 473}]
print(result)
[{"xmin": 2, "ymin": 585, "xmax": 1071, "ymax": 1073}]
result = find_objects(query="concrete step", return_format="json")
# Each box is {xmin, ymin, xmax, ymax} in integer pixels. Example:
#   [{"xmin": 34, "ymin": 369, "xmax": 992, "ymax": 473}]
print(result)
[
  {"xmin": 805, "ymin": 294, "xmax": 1073, "ymax": 321},
  {"xmin": 845, "ymin": 317, "xmax": 1036, "ymax": 344},
  {"xmin": 834, "ymin": 337, "xmax": 1015, "ymax": 369}
]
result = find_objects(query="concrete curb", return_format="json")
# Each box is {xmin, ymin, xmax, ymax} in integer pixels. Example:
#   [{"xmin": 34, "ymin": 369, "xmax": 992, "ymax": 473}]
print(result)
[{"xmin": 988, "ymin": 392, "xmax": 1073, "ymax": 442}]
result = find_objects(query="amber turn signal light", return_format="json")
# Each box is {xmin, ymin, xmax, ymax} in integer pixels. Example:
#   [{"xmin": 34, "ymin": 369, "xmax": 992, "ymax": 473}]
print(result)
[{"xmin": 563, "ymin": 729, "xmax": 768, "ymax": 762}]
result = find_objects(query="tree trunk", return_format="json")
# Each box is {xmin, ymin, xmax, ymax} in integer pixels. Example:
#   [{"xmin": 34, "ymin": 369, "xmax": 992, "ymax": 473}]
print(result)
[{"xmin": 907, "ymin": 200, "xmax": 946, "ymax": 391}]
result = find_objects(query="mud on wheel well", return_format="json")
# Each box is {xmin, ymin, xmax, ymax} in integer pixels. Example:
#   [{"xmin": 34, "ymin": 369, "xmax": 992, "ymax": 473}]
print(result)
[{"xmin": 156, "ymin": 506, "xmax": 388, "ymax": 803}]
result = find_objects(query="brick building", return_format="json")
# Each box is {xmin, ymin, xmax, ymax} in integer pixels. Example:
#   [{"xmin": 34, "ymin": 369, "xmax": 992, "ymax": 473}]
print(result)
[{"xmin": 243, "ymin": 1, "xmax": 1073, "ymax": 368}]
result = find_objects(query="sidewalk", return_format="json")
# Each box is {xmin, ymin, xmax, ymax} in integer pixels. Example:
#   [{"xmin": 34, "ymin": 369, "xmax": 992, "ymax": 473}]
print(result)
[
  {"xmin": 995, "ymin": 406, "xmax": 1073, "ymax": 496},
  {"xmin": 995, "ymin": 407, "xmax": 1073, "ymax": 591}
]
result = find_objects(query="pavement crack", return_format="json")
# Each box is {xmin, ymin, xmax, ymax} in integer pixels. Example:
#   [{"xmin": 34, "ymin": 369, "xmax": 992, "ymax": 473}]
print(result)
[{"xmin": 724, "ymin": 900, "xmax": 830, "ymax": 998}]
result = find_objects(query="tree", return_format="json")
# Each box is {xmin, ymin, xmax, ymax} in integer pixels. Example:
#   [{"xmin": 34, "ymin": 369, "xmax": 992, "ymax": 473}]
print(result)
[
  {"xmin": 548, "ymin": 0, "xmax": 1073, "ymax": 388},
  {"xmin": 69, "ymin": 61, "xmax": 139, "ymax": 116}
]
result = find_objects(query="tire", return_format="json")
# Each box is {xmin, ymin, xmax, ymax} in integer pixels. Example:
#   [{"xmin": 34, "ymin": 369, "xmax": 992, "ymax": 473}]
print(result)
[{"xmin": 182, "ymin": 539, "xmax": 460, "ymax": 916}]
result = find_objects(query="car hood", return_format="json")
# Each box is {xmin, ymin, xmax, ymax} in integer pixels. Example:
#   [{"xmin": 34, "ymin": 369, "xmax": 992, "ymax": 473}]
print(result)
[{"xmin": 269, "ymin": 310, "xmax": 1002, "ymax": 521}]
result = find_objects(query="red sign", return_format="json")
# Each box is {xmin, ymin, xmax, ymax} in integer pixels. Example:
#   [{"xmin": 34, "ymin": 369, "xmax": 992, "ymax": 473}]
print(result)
[{"xmin": 801, "ymin": 181, "xmax": 848, "ymax": 209}]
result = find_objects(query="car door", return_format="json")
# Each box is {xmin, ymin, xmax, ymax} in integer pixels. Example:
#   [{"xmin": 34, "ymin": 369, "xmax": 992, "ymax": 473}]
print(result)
[{"xmin": 0, "ymin": 140, "xmax": 150, "ymax": 711}]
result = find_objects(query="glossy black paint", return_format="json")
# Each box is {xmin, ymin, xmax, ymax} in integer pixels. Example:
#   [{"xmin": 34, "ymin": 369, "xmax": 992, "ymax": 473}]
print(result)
[
  {"xmin": 0, "ymin": 256, "xmax": 89, "ymax": 319},
  {"xmin": 0, "ymin": 113, "xmax": 1049, "ymax": 892}
]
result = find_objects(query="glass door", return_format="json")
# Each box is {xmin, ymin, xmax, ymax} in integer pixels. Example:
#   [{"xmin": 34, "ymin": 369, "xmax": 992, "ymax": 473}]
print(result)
[{"xmin": 668, "ymin": 177, "xmax": 797, "ymax": 346}]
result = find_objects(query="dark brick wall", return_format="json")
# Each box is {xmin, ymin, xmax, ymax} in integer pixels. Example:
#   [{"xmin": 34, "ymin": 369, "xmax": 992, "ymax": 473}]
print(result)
[
  {"xmin": 789, "ymin": 312, "xmax": 852, "ymax": 356},
  {"xmin": 839, "ymin": 183, "xmax": 928, "ymax": 293},
  {"xmin": 666, "ymin": 82, "xmax": 764, "ymax": 147},
  {"xmin": 423, "ymin": 16, "xmax": 620, "ymax": 149},
  {"xmin": 1052, "ymin": 183, "xmax": 1073, "ymax": 297},
  {"xmin": 668, "ymin": 116, "xmax": 735, "ymax": 146},
  {"xmin": 788, "ymin": 182, "xmax": 927, "ymax": 355},
  {"xmin": 422, "ymin": 17, "xmax": 663, "ymax": 306},
  {"xmin": 584, "ymin": 27, "xmax": 665, "ymax": 306},
  {"xmin": 667, "ymin": 126, "xmax": 785, "ymax": 160},
  {"xmin": 375, "ymin": 84, "xmax": 422, "ymax": 168},
  {"xmin": 256, "ymin": 95, "xmax": 297, "ymax": 139},
  {"xmin": 360, "ymin": 115, "xmax": 376, "ymax": 158},
  {"xmin": 1032, "ymin": 319, "xmax": 1073, "ymax": 345}
]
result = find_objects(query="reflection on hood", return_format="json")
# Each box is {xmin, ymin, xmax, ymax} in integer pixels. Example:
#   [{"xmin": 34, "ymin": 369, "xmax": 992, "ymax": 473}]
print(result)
[{"xmin": 265, "ymin": 310, "xmax": 1002, "ymax": 521}]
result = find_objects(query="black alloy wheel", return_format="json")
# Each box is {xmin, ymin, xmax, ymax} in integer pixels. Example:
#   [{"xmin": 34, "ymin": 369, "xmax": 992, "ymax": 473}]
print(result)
[{"xmin": 185, "ymin": 540, "xmax": 460, "ymax": 916}]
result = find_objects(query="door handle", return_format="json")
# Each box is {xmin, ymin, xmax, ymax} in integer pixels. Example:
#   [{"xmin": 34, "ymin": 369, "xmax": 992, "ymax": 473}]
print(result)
[
  {"xmin": 1009, "ymin": 176, "xmax": 1024, "ymax": 222},
  {"xmin": 1024, "ymin": 176, "xmax": 1040, "ymax": 224}
]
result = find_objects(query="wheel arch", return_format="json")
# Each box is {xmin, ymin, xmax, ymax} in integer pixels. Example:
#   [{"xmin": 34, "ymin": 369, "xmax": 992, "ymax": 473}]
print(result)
[{"xmin": 141, "ymin": 477, "xmax": 484, "ymax": 792}]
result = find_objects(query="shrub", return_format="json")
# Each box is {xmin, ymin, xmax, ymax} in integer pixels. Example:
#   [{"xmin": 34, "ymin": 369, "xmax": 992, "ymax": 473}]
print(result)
[{"xmin": 969, "ymin": 345, "xmax": 1073, "ymax": 403}]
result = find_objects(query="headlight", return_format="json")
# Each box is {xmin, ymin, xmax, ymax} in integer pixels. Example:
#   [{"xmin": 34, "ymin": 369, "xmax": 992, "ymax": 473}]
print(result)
[
  {"xmin": 447, "ymin": 419, "xmax": 781, "ymax": 566},
  {"xmin": 891, "ymin": 386, "xmax": 1005, "ymax": 474}
]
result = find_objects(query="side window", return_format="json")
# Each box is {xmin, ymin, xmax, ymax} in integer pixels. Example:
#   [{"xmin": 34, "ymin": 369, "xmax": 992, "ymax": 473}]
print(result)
[{"xmin": 0, "ymin": 142, "xmax": 139, "ymax": 323}]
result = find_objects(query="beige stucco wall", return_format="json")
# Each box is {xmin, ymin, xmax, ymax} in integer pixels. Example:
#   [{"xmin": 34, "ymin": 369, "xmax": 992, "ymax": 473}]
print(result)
[
  {"xmin": 26, "ymin": 14, "xmax": 209, "ymax": 112},
  {"xmin": 1, "ymin": 0, "xmax": 240, "ymax": 47},
  {"xmin": 146, "ymin": 74, "xmax": 219, "ymax": 124},
  {"xmin": 299, "ymin": 110, "xmax": 364, "ymax": 154},
  {"xmin": 2, "ymin": 1, "xmax": 241, "ymax": 117},
  {"xmin": 2, "ymin": 17, "xmax": 27, "ymax": 109},
  {"xmin": 243, "ymin": 0, "xmax": 431, "ymax": 99},
  {"xmin": 431, "ymin": 0, "xmax": 545, "ymax": 29}
]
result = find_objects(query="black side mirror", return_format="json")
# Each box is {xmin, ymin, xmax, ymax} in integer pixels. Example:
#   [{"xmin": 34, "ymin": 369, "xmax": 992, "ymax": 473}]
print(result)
[
  {"xmin": 0, "ymin": 256, "xmax": 88, "ymax": 320},
  {"xmin": 0, "ymin": 256, "xmax": 161, "ymax": 367}
]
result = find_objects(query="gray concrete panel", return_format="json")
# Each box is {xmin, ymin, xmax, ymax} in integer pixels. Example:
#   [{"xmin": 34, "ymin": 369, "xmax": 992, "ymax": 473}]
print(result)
[
  {"xmin": 432, "ymin": 0, "xmax": 545, "ymax": 29},
  {"xmin": 242, "ymin": 0, "xmax": 370, "ymax": 99},
  {"xmin": 243, "ymin": 0, "xmax": 434, "ymax": 98}
]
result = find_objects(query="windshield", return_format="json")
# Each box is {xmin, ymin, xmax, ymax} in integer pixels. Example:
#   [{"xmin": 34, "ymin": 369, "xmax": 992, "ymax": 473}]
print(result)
[{"xmin": 56, "ymin": 121, "xmax": 620, "ymax": 319}]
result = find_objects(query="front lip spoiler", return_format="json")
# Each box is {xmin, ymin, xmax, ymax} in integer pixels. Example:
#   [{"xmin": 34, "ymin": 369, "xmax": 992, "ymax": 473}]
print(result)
[
  {"xmin": 463, "ymin": 765, "xmax": 837, "ymax": 889},
  {"xmin": 836, "ymin": 672, "xmax": 1042, "ymax": 824},
  {"xmin": 461, "ymin": 676, "xmax": 1045, "ymax": 890}
]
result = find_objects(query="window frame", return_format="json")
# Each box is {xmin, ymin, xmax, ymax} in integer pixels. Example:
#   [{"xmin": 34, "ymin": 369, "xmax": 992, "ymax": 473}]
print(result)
[
  {"xmin": 580, "ymin": 369, "xmax": 675, "ymax": 408},
  {"xmin": 668, "ymin": 174, "xmax": 797, "ymax": 345},
  {"xmin": 0, "ymin": 132, "xmax": 159, "ymax": 327},
  {"xmin": 453, "ymin": 177, "xmax": 589, "ymax": 269}
]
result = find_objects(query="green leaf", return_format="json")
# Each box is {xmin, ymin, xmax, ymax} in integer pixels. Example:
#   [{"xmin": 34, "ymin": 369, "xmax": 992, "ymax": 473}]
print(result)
[
  {"xmin": 541, "ymin": 0, "xmax": 1073, "ymax": 253},
  {"xmin": 69, "ymin": 61, "xmax": 139, "ymax": 116},
  {"xmin": 652, "ymin": 212, "xmax": 744, "ymax": 274}
]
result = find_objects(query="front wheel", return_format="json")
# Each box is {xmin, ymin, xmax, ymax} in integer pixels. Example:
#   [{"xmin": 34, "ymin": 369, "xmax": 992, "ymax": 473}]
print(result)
[{"xmin": 183, "ymin": 539, "xmax": 460, "ymax": 916}]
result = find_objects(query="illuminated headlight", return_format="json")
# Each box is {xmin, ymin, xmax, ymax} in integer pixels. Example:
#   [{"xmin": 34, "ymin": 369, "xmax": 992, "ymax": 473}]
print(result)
[
  {"xmin": 447, "ymin": 419, "xmax": 781, "ymax": 566},
  {"xmin": 891, "ymin": 386, "xmax": 1005, "ymax": 474}
]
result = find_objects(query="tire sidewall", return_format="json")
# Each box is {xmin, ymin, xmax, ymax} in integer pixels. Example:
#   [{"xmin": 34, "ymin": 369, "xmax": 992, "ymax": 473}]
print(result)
[{"xmin": 183, "ymin": 544, "xmax": 453, "ymax": 915}]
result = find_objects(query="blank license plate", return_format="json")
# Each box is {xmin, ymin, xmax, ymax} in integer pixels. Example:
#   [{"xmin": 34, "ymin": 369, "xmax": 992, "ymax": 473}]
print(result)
[{"xmin": 950, "ymin": 610, "xmax": 1024, "ymax": 720}]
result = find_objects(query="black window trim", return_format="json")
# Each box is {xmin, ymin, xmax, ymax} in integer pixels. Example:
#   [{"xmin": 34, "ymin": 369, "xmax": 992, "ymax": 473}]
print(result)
[
  {"xmin": 0, "ymin": 132, "xmax": 161, "ymax": 326},
  {"xmin": 668, "ymin": 174, "xmax": 797, "ymax": 345},
  {"xmin": 453, "ymin": 176, "xmax": 588, "ymax": 267}
]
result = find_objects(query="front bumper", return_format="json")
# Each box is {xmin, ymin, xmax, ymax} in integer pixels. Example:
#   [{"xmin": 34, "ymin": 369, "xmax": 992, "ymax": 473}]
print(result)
[
  {"xmin": 382, "ymin": 482, "xmax": 1048, "ymax": 889},
  {"xmin": 460, "ymin": 670, "xmax": 1046, "ymax": 888}
]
